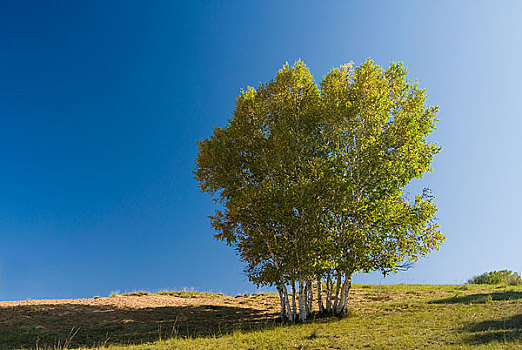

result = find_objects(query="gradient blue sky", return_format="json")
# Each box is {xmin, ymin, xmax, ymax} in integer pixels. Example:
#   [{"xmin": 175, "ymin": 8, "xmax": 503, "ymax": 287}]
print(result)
[{"xmin": 1, "ymin": 1, "xmax": 521, "ymax": 300}]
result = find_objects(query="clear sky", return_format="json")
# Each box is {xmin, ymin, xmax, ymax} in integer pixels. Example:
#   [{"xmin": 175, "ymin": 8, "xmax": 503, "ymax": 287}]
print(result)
[{"xmin": 1, "ymin": 1, "xmax": 521, "ymax": 300}]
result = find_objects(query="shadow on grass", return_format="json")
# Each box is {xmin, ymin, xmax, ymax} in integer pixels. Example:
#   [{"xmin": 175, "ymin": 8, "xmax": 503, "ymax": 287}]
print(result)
[
  {"xmin": 0, "ymin": 302, "xmax": 280, "ymax": 349},
  {"xmin": 462, "ymin": 314, "xmax": 522, "ymax": 344},
  {"xmin": 431, "ymin": 291, "xmax": 522, "ymax": 304}
]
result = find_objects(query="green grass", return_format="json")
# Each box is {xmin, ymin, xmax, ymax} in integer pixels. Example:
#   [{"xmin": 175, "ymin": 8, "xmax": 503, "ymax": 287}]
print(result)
[
  {"xmin": 1, "ymin": 285, "xmax": 521, "ymax": 349},
  {"xmin": 120, "ymin": 291, "xmax": 150, "ymax": 297},
  {"xmin": 154, "ymin": 291, "xmax": 215, "ymax": 298}
]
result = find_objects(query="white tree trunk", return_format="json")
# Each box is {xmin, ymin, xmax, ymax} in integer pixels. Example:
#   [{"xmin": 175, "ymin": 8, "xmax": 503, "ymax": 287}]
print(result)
[
  {"xmin": 335, "ymin": 273, "xmax": 352, "ymax": 316},
  {"xmin": 298, "ymin": 280, "xmax": 307, "ymax": 322},
  {"xmin": 317, "ymin": 275, "xmax": 324, "ymax": 314},
  {"xmin": 283, "ymin": 285, "xmax": 292, "ymax": 322},
  {"xmin": 291, "ymin": 280, "xmax": 297, "ymax": 322},
  {"xmin": 277, "ymin": 284, "xmax": 289, "ymax": 320},
  {"xmin": 307, "ymin": 280, "xmax": 313, "ymax": 315},
  {"xmin": 326, "ymin": 271, "xmax": 332, "ymax": 313},
  {"xmin": 303, "ymin": 281, "xmax": 309, "ymax": 316},
  {"xmin": 333, "ymin": 271, "xmax": 342, "ymax": 313}
]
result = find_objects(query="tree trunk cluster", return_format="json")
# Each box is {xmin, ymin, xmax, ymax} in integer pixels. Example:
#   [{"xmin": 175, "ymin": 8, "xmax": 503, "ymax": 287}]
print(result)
[{"xmin": 276, "ymin": 272, "xmax": 352, "ymax": 322}]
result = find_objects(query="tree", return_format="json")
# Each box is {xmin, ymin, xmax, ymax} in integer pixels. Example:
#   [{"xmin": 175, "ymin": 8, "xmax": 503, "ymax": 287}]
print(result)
[{"xmin": 195, "ymin": 59, "xmax": 444, "ymax": 322}]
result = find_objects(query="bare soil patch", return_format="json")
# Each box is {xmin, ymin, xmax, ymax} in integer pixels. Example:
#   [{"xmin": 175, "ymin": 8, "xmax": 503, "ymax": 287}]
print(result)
[{"xmin": 0, "ymin": 292, "xmax": 280, "ymax": 349}]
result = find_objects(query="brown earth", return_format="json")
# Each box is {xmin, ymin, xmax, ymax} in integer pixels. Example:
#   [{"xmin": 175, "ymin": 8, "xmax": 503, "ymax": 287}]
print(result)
[{"xmin": 0, "ymin": 291, "xmax": 281, "ymax": 349}]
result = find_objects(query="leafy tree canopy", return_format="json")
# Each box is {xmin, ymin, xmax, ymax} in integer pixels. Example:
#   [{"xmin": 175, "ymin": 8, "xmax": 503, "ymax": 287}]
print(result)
[{"xmin": 195, "ymin": 59, "xmax": 444, "ymax": 321}]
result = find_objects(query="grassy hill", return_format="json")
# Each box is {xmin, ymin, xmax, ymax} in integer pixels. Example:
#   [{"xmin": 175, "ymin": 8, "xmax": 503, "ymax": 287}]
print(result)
[{"xmin": 1, "ymin": 284, "xmax": 521, "ymax": 349}]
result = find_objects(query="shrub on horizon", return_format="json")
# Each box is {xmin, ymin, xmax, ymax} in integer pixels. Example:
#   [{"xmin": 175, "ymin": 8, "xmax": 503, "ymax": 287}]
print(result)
[{"xmin": 467, "ymin": 270, "xmax": 522, "ymax": 285}]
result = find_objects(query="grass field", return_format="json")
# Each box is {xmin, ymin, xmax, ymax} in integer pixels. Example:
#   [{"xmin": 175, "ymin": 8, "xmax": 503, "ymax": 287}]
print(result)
[{"xmin": 0, "ymin": 284, "xmax": 520, "ymax": 349}]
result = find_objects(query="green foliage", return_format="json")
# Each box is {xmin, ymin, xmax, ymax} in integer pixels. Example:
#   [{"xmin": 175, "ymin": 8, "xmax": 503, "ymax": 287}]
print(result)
[
  {"xmin": 195, "ymin": 59, "xmax": 444, "ymax": 320},
  {"xmin": 468, "ymin": 270, "xmax": 522, "ymax": 286}
]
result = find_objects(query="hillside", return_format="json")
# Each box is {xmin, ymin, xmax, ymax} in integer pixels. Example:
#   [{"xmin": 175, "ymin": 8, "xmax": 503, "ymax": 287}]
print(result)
[{"xmin": 0, "ymin": 285, "xmax": 520, "ymax": 349}]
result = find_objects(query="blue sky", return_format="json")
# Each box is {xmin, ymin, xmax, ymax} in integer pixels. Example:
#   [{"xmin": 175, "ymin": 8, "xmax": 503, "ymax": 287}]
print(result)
[{"xmin": 0, "ymin": 1, "xmax": 521, "ymax": 300}]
